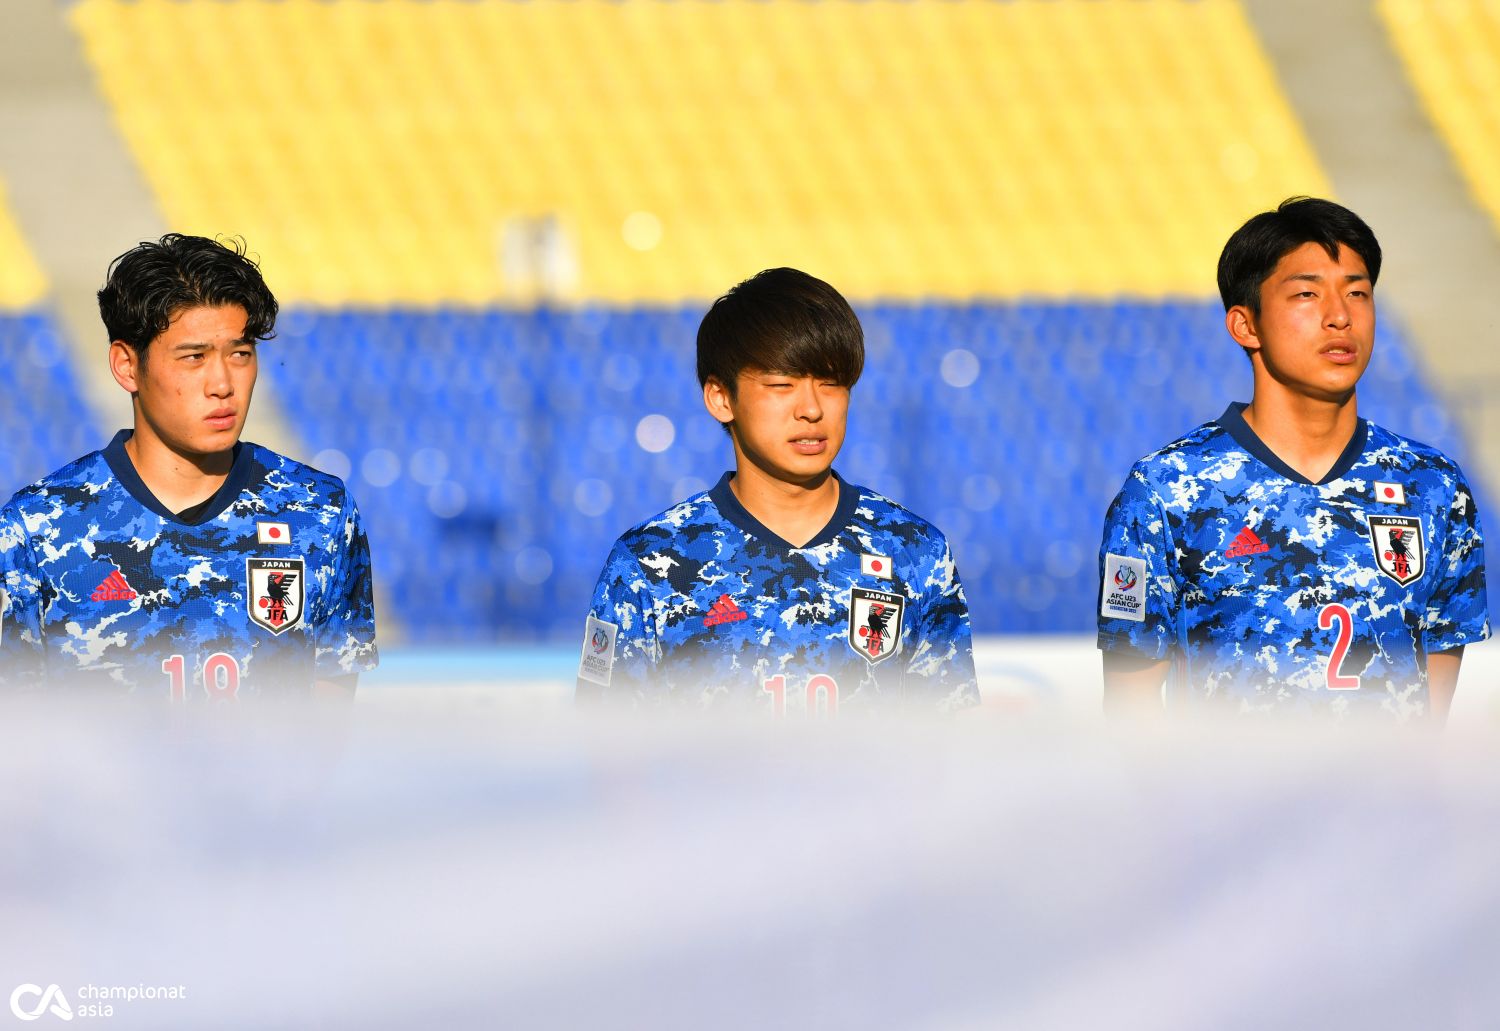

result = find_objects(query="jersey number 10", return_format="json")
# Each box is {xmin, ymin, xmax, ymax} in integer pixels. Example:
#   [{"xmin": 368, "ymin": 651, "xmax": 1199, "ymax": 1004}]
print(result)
[{"xmin": 161, "ymin": 653, "xmax": 242, "ymax": 701}]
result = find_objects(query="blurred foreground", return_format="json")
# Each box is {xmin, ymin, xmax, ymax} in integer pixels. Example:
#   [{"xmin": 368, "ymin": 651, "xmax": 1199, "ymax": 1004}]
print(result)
[{"xmin": 3, "ymin": 659, "xmax": 1498, "ymax": 1030}]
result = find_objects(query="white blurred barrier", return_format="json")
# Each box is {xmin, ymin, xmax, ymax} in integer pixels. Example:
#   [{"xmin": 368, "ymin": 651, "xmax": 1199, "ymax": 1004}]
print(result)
[
  {"xmin": 359, "ymin": 635, "xmax": 1500, "ymax": 730},
  {"xmin": 2, "ymin": 658, "xmax": 1498, "ymax": 1029}
]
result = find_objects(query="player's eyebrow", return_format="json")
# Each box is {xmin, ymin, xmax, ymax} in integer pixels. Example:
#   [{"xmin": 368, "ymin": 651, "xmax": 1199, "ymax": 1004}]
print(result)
[
  {"xmin": 1282, "ymin": 272, "xmax": 1369, "ymax": 284},
  {"xmin": 168, "ymin": 338, "xmax": 253, "ymax": 351}
]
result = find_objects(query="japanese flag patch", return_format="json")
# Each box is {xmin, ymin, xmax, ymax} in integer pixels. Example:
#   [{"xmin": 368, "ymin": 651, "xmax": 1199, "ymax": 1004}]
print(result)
[
  {"xmin": 1101, "ymin": 554, "xmax": 1147, "ymax": 622},
  {"xmin": 860, "ymin": 552, "xmax": 893, "ymax": 579},
  {"xmin": 257, "ymin": 521, "xmax": 292, "ymax": 545},
  {"xmin": 1373, "ymin": 482, "xmax": 1405, "ymax": 505},
  {"xmin": 578, "ymin": 613, "xmax": 618, "ymax": 686}
]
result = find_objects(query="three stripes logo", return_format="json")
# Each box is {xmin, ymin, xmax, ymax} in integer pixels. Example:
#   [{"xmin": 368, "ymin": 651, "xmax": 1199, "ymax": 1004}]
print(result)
[
  {"xmin": 1225, "ymin": 526, "xmax": 1271, "ymax": 559},
  {"xmin": 703, "ymin": 594, "xmax": 749, "ymax": 628},
  {"xmin": 90, "ymin": 570, "xmax": 138, "ymax": 603}
]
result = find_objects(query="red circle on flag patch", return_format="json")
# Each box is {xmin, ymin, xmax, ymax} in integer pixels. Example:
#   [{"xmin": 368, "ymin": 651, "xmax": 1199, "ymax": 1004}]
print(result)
[
  {"xmin": 269, "ymin": 526, "xmax": 281, "ymax": 538},
  {"xmin": 871, "ymin": 560, "xmax": 882, "ymax": 571},
  {"xmin": 1384, "ymin": 488, "xmax": 1394, "ymax": 498}
]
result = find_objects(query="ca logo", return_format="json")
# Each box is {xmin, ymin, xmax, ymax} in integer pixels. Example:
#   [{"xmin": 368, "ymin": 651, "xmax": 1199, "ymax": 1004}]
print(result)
[{"xmin": 9, "ymin": 984, "xmax": 73, "ymax": 1021}]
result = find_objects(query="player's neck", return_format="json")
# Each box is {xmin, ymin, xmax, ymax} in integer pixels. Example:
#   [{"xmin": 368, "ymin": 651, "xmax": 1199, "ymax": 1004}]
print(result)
[
  {"xmin": 728, "ymin": 461, "xmax": 840, "ymax": 549},
  {"xmin": 1241, "ymin": 388, "xmax": 1359, "ymax": 482},
  {"xmin": 124, "ymin": 426, "xmax": 235, "ymax": 515}
]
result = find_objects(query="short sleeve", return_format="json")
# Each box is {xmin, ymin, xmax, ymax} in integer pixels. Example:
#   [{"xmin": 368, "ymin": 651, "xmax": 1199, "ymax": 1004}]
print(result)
[
  {"xmin": 1096, "ymin": 465, "xmax": 1177, "ymax": 659},
  {"xmin": 0, "ymin": 503, "xmax": 47, "ymax": 691},
  {"xmin": 576, "ymin": 538, "xmax": 659, "ymax": 702},
  {"xmin": 314, "ymin": 491, "xmax": 379, "ymax": 678},
  {"xmin": 1423, "ymin": 468, "xmax": 1490, "ymax": 652},
  {"xmin": 902, "ymin": 532, "xmax": 979, "ymax": 711}
]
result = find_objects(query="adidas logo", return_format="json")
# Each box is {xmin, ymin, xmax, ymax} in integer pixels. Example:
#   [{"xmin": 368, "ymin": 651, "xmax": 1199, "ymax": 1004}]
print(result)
[
  {"xmin": 703, "ymin": 594, "xmax": 749, "ymax": 627},
  {"xmin": 90, "ymin": 570, "xmax": 138, "ymax": 602},
  {"xmin": 1225, "ymin": 526, "xmax": 1271, "ymax": 559}
]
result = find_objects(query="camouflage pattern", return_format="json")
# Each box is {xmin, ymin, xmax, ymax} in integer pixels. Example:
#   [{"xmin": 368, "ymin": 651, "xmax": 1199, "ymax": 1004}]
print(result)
[
  {"xmin": 580, "ymin": 472, "xmax": 978, "ymax": 713},
  {"xmin": 0, "ymin": 431, "xmax": 378, "ymax": 698},
  {"xmin": 1099, "ymin": 403, "xmax": 1489, "ymax": 721}
]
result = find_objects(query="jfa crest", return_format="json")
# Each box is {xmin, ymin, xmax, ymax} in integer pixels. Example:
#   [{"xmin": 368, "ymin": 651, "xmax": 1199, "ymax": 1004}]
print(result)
[
  {"xmin": 247, "ymin": 558, "xmax": 305, "ymax": 635},
  {"xmin": 1366, "ymin": 515, "xmax": 1425, "ymax": 586},
  {"xmin": 848, "ymin": 587, "xmax": 905, "ymax": 665}
]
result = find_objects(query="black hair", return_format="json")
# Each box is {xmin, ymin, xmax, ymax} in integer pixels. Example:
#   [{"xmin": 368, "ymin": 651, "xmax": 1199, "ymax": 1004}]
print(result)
[
  {"xmin": 1217, "ymin": 197, "xmax": 1381, "ymax": 314},
  {"xmin": 98, "ymin": 234, "xmax": 278, "ymax": 354},
  {"xmin": 696, "ymin": 268, "xmax": 864, "ymax": 397}
]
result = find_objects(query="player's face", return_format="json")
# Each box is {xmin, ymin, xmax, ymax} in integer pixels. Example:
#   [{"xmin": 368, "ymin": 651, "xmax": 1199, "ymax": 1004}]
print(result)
[
  {"xmin": 707, "ymin": 370, "xmax": 850, "ymax": 486},
  {"xmin": 111, "ymin": 304, "xmax": 258, "ymax": 458},
  {"xmin": 1229, "ymin": 242, "xmax": 1374, "ymax": 402}
]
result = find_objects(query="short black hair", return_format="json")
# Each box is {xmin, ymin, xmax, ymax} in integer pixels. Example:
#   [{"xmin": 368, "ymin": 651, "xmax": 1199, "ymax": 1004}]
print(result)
[
  {"xmin": 98, "ymin": 234, "xmax": 279, "ymax": 354},
  {"xmin": 696, "ymin": 267, "xmax": 864, "ymax": 397},
  {"xmin": 1217, "ymin": 197, "xmax": 1382, "ymax": 314}
]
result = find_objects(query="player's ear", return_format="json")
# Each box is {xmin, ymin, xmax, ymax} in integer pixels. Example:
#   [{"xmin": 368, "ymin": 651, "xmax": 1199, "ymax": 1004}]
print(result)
[
  {"xmin": 108, "ymin": 340, "xmax": 142, "ymax": 394},
  {"xmin": 1225, "ymin": 305, "xmax": 1261, "ymax": 355},
  {"xmin": 702, "ymin": 376, "xmax": 735, "ymax": 426}
]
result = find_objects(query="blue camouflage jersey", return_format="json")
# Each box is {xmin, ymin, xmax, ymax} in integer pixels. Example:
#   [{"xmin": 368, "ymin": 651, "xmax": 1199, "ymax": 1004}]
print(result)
[
  {"xmin": 1098, "ymin": 403, "xmax": 1489, "ymax": 720},
  {"xmin": 579, "ymin": 472, "xmax": 978, "ymax": 713},
  {"xmin": 0, "ymin": 430, "xmax": 378, "ymax": 698}
]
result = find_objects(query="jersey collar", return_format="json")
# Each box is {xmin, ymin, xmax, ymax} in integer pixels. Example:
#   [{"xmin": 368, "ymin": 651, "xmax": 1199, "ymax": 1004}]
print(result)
[
  {"xmin": 709, "ymin": 470, "xmax": 861, "ymax": 552},
  {"xmin": 103, "ymin": 429, "xmax": 256, "ymax": 526},
  {"xmin": 1218, "ymin": 402, "xmax": 1368, "ymax": 486}
]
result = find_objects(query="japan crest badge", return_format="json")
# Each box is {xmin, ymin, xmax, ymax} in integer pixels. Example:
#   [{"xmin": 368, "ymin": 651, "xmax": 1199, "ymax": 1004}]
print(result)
[
  {"xmin": 1366, "ymin": 515, "xmax": 1425, "ymax": 586},
  {"xmin": 247, "ymin": 558, "xmax": 306, "ymax": 635},
  {"xmin": 848, "ymin": 587, "xmax": 905, "ymax": 665}
]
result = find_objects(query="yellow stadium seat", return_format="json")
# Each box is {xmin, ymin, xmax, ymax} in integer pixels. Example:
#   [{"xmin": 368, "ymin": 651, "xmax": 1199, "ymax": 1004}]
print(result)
[
  {"xmin": 0, "ymin": 180, "xmax": 46, "ymax": 308},
  {"xmin": 1379, "ymin": 0, "xmax": 1500, "ymax": 237},
  {"xmin": 72, "ymin": 0, "xmax": 1329, "ymax": 305}
]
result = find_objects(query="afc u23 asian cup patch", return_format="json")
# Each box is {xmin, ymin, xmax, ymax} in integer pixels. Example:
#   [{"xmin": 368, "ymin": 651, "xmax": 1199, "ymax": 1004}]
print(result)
[
  {"xmin": 848, "ymin": 587, "xmax": 904, "ymax": 665},
  {"xmin": 1367, "ymin": 515, "xmax": 1425, "ymax": 586},
  {"xmin": 247, "ymin": 558, "xmax": 305, "ymax": 635},
  {"xmin": 1101, "ymin": 554, "xmax": 1147, "ymax": 622},
  {"xmin": 578, "ymin": 613, "xmax": 619, "ymax": 686}
]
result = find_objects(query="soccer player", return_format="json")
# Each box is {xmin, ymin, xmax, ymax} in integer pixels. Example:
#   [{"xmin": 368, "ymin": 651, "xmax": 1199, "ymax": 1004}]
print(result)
[
  {"xmin": 1098, "ymin": 198, "xmax": 1489, "ymax": 723},
  {"xmin": 0, "ymin": 235, "xmax": 378, "ymax": 700},
  {"xmin": 579, "ymin": 268, "xmax": 978, "ymax": 713}
]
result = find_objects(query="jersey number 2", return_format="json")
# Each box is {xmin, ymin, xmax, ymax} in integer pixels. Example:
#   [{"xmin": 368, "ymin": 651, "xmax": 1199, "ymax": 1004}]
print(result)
[{"xmin": 1317, "ymin": 604, "xmax": 1361, "ymax": 691}]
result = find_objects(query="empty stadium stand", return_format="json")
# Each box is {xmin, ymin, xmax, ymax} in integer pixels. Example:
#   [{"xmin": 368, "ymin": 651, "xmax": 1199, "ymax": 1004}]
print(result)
[
  {"xmin": 0, "ymin": 181, "xmax": 101, "ymax": 495},
  {"xmin": 1379, "ymin": 0, "xmax": 1500, "ymax": 238},
  {"xmin": 32, "ymin": 0, "xmax": 1492, "ymax": 642}
]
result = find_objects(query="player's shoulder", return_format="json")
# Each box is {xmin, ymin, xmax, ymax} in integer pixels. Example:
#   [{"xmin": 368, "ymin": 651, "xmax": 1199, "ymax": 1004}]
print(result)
[
  {"xmin": 847, "ymin": 481, "xmax": 951, "ymax": 552},
  {"xmin": 2, "ymin": 447, "xmax": 113, "ymax": 525},
  {"xmin": 1362, "ymin": 420, "xmax": 1469, "ymax": 482},
  {"xmin": 242, "ymin": 443, "xmax": 357, "ymax": 511},
  {"xmin": 1115, "ymin": 415, "xmax": 1233, "ymax": 496},
  {"xmin": 609, "ymin": 484, "xmax": 723, "ymax": 558}
]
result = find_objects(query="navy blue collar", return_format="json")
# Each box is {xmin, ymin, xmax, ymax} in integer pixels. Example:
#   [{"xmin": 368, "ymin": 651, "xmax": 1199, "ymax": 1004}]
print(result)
[
  {"xmin": 103, "ymin": 429, "xmax": 256, "ymax": 525},
  {"xmin": 1218, "ymin": 402, "xmax": 1367, "ymax": 486},
  {"xmin": 709, "ymin": 470, "xmax": 861, "ymax": 552}
]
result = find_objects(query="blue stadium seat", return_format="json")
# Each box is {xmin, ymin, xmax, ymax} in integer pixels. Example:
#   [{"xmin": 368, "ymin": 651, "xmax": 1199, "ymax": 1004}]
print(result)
[
  {"xmin": 260, "ymin": 301, "xmax": 1493, "ymax": 643},
  {"xmin": 0, "ymin": 312, "xmax": 104, "ymax": 497}
]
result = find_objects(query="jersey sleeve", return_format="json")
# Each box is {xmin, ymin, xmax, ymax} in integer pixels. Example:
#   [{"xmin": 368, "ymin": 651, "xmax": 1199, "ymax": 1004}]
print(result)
[
  {"xmin": 902, "ymin": 532, "xmax": 979, "ymax": 711},
  {"xmin": 576, "ymin": 537, "xmax": 659, "ymax": 703},
  {"xmin": 0, "ymin": 502, "xmax": 47, "ymax": 691},
  {"xmin": 1096, "ymin": 464, "xmax": 1177, "ymax": 659},
  {"xmin": 314, "ymin": 490, "xmax": 379, "ymax": 679},
  {"xmin": 1422, "ymin": 467, "xmax": 1490, "ymax": 652}
]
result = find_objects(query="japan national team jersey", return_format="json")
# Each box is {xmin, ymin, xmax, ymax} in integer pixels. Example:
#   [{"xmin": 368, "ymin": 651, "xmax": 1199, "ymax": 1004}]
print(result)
[
  {"xmin": 1098, "ymin": 403, "xmax": 1489, "ymax": 720},
  {"xmin": 0, "ymin": 431, "xmax": 378, "ymax": 698},
  {"xmin": 579, "ymin": 472, "xmax": 979, "ymax": 713}
]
